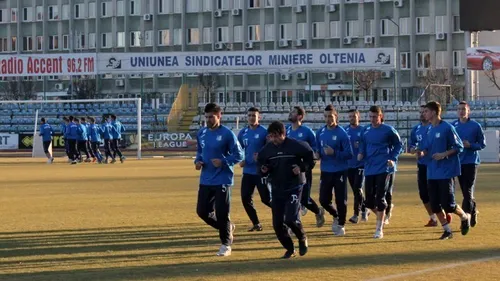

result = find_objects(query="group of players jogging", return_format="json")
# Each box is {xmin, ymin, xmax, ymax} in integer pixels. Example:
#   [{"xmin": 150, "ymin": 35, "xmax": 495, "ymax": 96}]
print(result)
[
  {"xmin": 194, "ymin": 100, "xmax": 485, "ymax": 258},
  {"xmin": 39, "ymin": 115, "xmax": 126, "ymax": 164}
]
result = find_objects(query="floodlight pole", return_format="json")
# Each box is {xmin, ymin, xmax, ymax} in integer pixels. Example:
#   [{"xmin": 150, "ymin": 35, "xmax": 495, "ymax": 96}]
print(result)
[{"xmin": 386, "ymin": 17, "xmax": 400, "ymax": 104}]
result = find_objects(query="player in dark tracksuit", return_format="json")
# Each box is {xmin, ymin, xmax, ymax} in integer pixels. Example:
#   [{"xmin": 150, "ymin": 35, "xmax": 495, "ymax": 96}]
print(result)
[
  {"xmin": 452, "ymin": 101, "xmax": 486, "ymax": 228},
  {"xmin": 315, "ymin": 105, "xmax": 353, "ymax": 236},
  {"xmin": 237, "ymin": 107, "xmax": 271, "ymax": 232},
  {"xmin": 81, "ymin": 117, "xmax": 96, "ymax": 162},
  {"xmin": 258, "ymin": 121, "xmax": 315, "ymax": 259},
  {"xmin": 417, "ymin": 101, "xmax": 471, "ymax": 240},
  {"xmin": 358, "ymin": 106, "xmax": 403, "ymax": 239},
  {"xmin": 65, "ymin": 116, "xmax": 80, "ymax": 164},
  {"xmin": 286, "ymin": 106, "xmax": 325, "ymax": 228},
  {"xmin": 195, "ymin": 103, "xmax": 244, "ymax": 257},
  {"xmin": 61, "ymin": 117, "xmax": 71, "ymax": 162},
  {"xmin": 345, "ymin": 109, "xmax": 368, "ymax": 224}
]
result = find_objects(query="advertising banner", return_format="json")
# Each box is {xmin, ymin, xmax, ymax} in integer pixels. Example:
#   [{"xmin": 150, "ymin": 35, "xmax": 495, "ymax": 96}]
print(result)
[
  {"xmin": 98, "ymin": 48, "xmax": 396, "ymax": 74},
  {"xmin": 0, "ymin": 133, "xmax": 19, "ymax": 149},
  {"xmin": 145, "ymin": 132, "xmax": 197, "ymax": 151},
  {"xmin": 0, "ymin": 53, "xmax": 97, "ymax": 77},
  {"xmin": 466, "ymin": 47, "xmax": 500, "ymax": 71}
]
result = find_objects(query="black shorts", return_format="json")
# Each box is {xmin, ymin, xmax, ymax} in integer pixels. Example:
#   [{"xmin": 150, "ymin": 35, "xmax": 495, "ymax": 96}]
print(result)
[{"xmin": 43, "ymin": 141, "xmax": 51, "ymax": 153}]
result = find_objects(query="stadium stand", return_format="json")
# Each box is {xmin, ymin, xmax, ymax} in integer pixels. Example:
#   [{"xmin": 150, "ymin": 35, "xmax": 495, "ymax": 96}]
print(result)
[{"xmin": 0, "ymin": 102, "xmax": 171, "ymax": 133}]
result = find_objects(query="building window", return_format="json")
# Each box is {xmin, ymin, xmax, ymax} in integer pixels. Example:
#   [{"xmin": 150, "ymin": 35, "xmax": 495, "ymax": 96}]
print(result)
[
  {"xmin": 174, "ymin": 0, "xmax": 183, "ymax": 13},
  {"xmin": 216, "ymin": 0, "xmax": 229, "ymax": 10},
  {"xmin": 101, "ymin": 2, "xmax": 110, "ymax": 17},
  {"xmin": 297, "ymin": 22, "xmax": 307, "ymax": 39},
  {"xmin": 62, "ymin": 4, "xmax": 69, "ymax": 20},
  {"xmin": 37, "ymin": 36, "xmax": 43, "ymax": 51},
  {"xmin": 130, "ymin": 31, "xmax": 141, "ymax": 47},
  {"xmin": 435, "ymin": 16, "xmax": 447, "ymax": 34},
  {"xmin": 22, "ymin": 37, "xmax": 33, "ymax": 51},
  {"xmin": 453, "ymin": 16, "xmax": 462, "ymax": 33},
  {"xmin": 248, "ymin": 25, "xmax": 261, "ymax": 42},
  {"xmin": 130, "ymin": 0, "xmax": 140, "ymax": 15},
  {"xmin": 364, "ymin": 19, "xmax": 374, "ymax": 36},
  {"xmin": 88, "ymin": 2, "xmax": 96, "ymax": 18},
  {"xmin": 380, "ymin": 19, "xmax": 395, "ymax": 36},
  {"xmin": 145, "ymin": 30, "xmax": 153, "ymax": 46},
  {"xmin": 0, "ymin": 9, "xmax": 6, "ymax": 23},
  {"xmin": 75, "ymin": 4, "xmax": 84, "ymax": 19},
  {"xmin": 416, "ymin": 52, "xmax": 430, "ymax": 69},
  {"xmin": 203, "ymin": 0, "xmax": 212, "ymax": 11},
  {"xmin": 312, "ymin": 22, "xmax": 325, "ymax": 39},
  {"xmin": 416, "ymin": 17, "xmax": 429, "ymax": 34},
  {"xmin": 249, "ymin": 0, "xmax": 261, "ymax": 8},
  {"xmin": 0, "ymin": 38, "xmax": 7, "ymax": 52},
  {"xmin": 75, "ymin": 34, "xmax": 86, "ymax": 49},
  {"xmin": 102, "ymin": 33, "xmax": 111, "ymax": 48},
  {"xmin": 88, "ymin": 33, "xmax": 96, "ymax": 48},
  {"xmin": 233, "ymin": 26, "xmax": 243, "ymax": 43},
  {"xmin": 345, "ymin": 20, "xmax": 359, "ymax": 37},
  {"xmin": 399, "ymin": 18, "xmax": 410, "ymax": 35},
  {"xmin": 203, "ymin": 27, "xmax": 212, "ymax": 44},
  {"xmin": 265, "ymin": 24, "xmax": 274, "ymax": 41},
  {"xmin": 116, "ymin": 32, "xmax": 125, "ymax": 47},
  {"xmin": 48, "ymin": 6, "xmax": 59, "ymax": 20},
  {"xmin": 187, "ymin": 0, "xmax": 200, "ymax": 12},
  {"xmin": 117, "ymin": 1, "xmax": 124, "ymax": 16},
  {"xmin": 11, "ymin": 36, "xmax": 17, "ymax": 52},
  {"xmin": 453, "ymin": 50, "xmax": 465, "ymax": 68},
  {"xmin": 173, "ymin": 29, "xmax": 182, "ymax": 45},
  {"xmin": 48, "ymin": 35, "xmax": 59, "ymax": 50},
  {"xmin": 187, "ymin": 28, "xmax": 200, "ymax": 44},
  {"xmin": 400, "ymin": 52, "xmax": 411, "ymax": 70},
  {"xmin": 435, "ymin": 51, "xmax": 448, "ymax": 69},
  {"xmin": 158, "ymin": 30, "xmax": 170, "ymax": 46},
  {"xmin": 217, "ymin": 27, "xmax": 229, "ymax": 43},
  {"xmin": 23, "ymin": 7, "xmax": 33, "ymax": 22},
  {"xmin": 330, "ymin": 21, "xmax": 340, "ymax": 38},
  {"xmin": 63, "ymin": 35, "xmax": 69, "ymax": 50}
]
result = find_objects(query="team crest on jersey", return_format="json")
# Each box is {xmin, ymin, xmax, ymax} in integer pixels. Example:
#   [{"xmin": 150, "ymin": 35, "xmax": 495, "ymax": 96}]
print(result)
[
  {"xmin": 357, "ymin": 132, "xmax": 360, "ymax": 136},
  {"xmin": 216, "ymin": 135, "xmax": 222, "ymax": 141},
  {"xmin": 435, "ymin": 132, "xmax": 440, "ymax": 138},
  {"xmin": 298, "ymin": 133, "xmax": 303, "ymax": 137},
  {"xmin": 332, "ymin": 135, "xmax": 337, "ymax": 140},
  {"xmin": 255, "ymin": 134, "xmax": 259, "ymax": 138}
]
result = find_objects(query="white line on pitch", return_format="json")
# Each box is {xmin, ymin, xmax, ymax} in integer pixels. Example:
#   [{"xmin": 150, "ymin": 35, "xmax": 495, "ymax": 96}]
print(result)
[{"xmin": 366, "ymin": 255, "xmax": 500, "ymax": 281}]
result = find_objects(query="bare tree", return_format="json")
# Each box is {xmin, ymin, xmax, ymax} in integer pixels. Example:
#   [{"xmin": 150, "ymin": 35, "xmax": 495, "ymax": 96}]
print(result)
[
  {"xmin": 72, "ymin": 76, "xmax": 97, "ymax": 100},
  {"xmin": 21, "ymin": 79, "xmax": 36, "ymax": 100},
  {"xmin": 484, "ymin": 70, "xmax": 500, "ymax": 91},
  {"xmin": 346, "ymin": 70, "xmax": 382, "ymax": 100},
  {"xmin": 419, "ymin": 68, "xmax": 465, "ymax": 104},
  {"xmin": 198, "ymin": 73, "xmax": 218, "ymax": 103},
  {"xmin": 0, "ymin": 80, "xmax": 20, "ymax": 100}
]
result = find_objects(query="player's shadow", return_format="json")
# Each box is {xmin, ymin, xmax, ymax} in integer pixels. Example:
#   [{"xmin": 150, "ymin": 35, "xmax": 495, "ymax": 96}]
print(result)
[{"xmin": 0, "ymin": 247, "xmax": 498, "ymax": 281}]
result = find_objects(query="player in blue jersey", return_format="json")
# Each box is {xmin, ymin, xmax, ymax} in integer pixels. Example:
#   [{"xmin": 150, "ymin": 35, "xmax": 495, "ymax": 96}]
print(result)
[
  {"xmin": 315, "ymin": 105, "xmax": 353, "ymax": 236},
  {"xmin": 237, "ymin": 107, "xmax": 271, "ymax": 232},
  {"xmin": 195, "ymin": 103, "xmax": 244, "ymax": 257},
  {"xmin": 452, "ymin": 101, "xmax": 486, "ymax": 228},
  {"xmin": 358, "ymin": 106, "xmax": 403, "ymax": 239},
  {"xmin": 344, "ymin": 109, "xmax": 369, "ymax": 223},
  {"xmin": 101, "ymin": 117, "xmax": 115, "ymax": 164},
  {"xmin": 286, "ymin": 106, "xmax": 325, "ymax": 228},
  {"xmin": 417, "ymin": 101, "xmax": 471, "ymax": 240},
  {"xmin": 61, "ymin": 117, "xmax": 71, "ymax": 162},
  {"xmin": 110, "ymin": 115, "xmax": 126, "ymax": 163},
  {"xmin": 410, "ymin": 106, "xmax": 452, "ymax": 227},
  {"xmin": 88, "ymin": 117, "xmax": 104, "ymax": 164},
  {"xmin": 257, "ymin": 121, "xmax": 315, "ymax": 259},
  {"xmin": 82, "ymin": 117, "xmax": 96, "ymax": 162},
  {"xmin": 65, "ymin": 116, "xmax": 80, "ymax": 164},
  {"xmin": 76, "ymin": 118, "xmax": 91, "ymax": 163},
  {"xmin": 39, "ymin": 118, "xmax": 54, "ymax": 164}
]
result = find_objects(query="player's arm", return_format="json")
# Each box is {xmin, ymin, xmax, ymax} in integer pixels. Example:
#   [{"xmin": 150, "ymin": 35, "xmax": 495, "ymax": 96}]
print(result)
[
  {"xmin": 314, "ymin": 128, "xmax": 322, "ymax": 159},
  {"xmin": 194, "ymin": 131, "xmax": 203, "ymax": 165},
  {"xmin": 470, "ymin": 123, "xmax": 486, "ymax": 151},
  {"xmin": 335, "ymin": 132, "xmax": 354, "ymax": 160},
  {"xmin": 222, "ymin": 131, "xmax": 244, "ymax": 167},
  {"xmin": 388, "ymin": 127, "xmax": 404, "ymax": 161},
  {"xmin": 121, "ymin": 123, "xmax": 126, "ymax": 133},
  {"xmin": 257, "ymin": 144, "xmax": 271, "ymax": 176},
  {"xmin": 297, "ymin": 141, "xmax": 315, "ymax": 172},
  {"xmin": 409, "ymin": 126, "xmax": 418, "ymax": 153},
  {"xmin": 307, "ymin": 128, "xmax": 318, "ymax": 152},
  {"xmin": 357, "ymin": 128, "xmax": 366, "ymax": 160},
  {"xmin": 444, "ymin": 126, "xmax": 464, "ymax": 156}
]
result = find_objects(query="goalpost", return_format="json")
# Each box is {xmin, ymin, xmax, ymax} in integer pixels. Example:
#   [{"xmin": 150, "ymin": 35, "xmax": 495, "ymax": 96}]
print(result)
[{"xmin": 0, "ymin": 98, "xmax": 142, "ymax": 160}]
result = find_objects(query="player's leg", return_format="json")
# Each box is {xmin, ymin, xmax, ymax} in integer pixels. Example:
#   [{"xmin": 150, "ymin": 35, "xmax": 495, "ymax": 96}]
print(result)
[
  {"xmin": 215, "ymin": 184, "xmax": 233, "ymax": 256},
  {"xmin": 319, "ymin": 171, "xmax": 338, "ymax": 233},
  {"xmin": 271, "ymin": 192, "xmax": 295, "ymax": 259},
  {"xmin": 43, "ymin": 141, "xmax": 52, "ymax": 163},
  {"xmin": 196, "ymin": 185, "xmax": 218, "ymax": 229},
  {"xmin": 91, "ymin": 142, "xmax": 103, "ymax": 163},
  {"xmin": 69, "ymin": 139, "xmax": 78, "ymax": 163},
  {"xmin": 86, "ymin": 140, "xmax": 95, "ymax": 161},
  {"xmin": 384, "ymin": 173, "xmax": 395, "ymax": 225},
  {"xmin": 348, "ymin": 168, "xmax": 363, "ymax": 223},
  {"xmin": 284, "ymin": 186, "xmax": 307, "ymax": 256},
  {"xmin": 112, "ymin": 139, "xmax": 124, "ymax": 161},
  {"xmin": 428, "ymin": 180, "xmax": 452, "ymax": 240},
  {"xmin": 332, "ymin": 171, "xmax": 348, "ymax": 236},
  {"xmin": 256, "ymin": 175, "xmax": 272, "ymax": 208},
  {"xmin": 373, "ymin": 173, "xmax": 390, "ymax": 239},
  {"xmin": 459, "ymin": 164, "xmax": 478, "ymax": 227},
  {"xmin": 418, "ymin": 164, "xmax": 437, "ymax": 226},
  {"xmin": 241, "ymin": 174, "xmax": 261, "ymax": 231},
  {"xmin": 440, "ymin": 179, "xmax": 471, "ymax": 236},
  {"xmin": 301, "ymin": 169, "xmax": 324, "ymax": 227}
]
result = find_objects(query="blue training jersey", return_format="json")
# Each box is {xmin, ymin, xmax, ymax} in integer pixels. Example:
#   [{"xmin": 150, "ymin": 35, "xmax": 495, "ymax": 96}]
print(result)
[
  {"xmin": 237, "ymin": 125, "xmax": 268, "ymax": 175},
  {"xmin": 418, "ymin": 120, "xmax": 464, "ymax": 180},
  {"xmin": 286, "ymin": 124, "xmax": 317, "ymax": 151},
  {"xmin": 89, "ymin": 124, "xmax": 102, "ymax": 143},
  {"xmin": 316, "ymin": 125, "xmax": 353, "ymax": 173},
  {"xmin": 451, "ymin": 119, "xmax": 486, "ymax": 165},
  {"xmin": 111, "ymin": 121, "xmax": 126, "ymax": 139},
  {"xmin": 101, "ymin": 122, "xmax": 114, "ymax": 140},
  {"xmin": 410, "ymin": 123, "xmax": 431, "ymax": 165},
  {"xmin": 77, "ymin": 124, "xmax": 88, "ymax": 141},
  {"xmin": 359, "ymin": 124, "xmax": 403, "ymax": 176},
  {"xmin": 195, "ymin": 125, "xmax": 244, "ymax": 186},
  {"xmin": 65, "ymin": 122, "xmax": 79, "ymax": 140},
  {"xmin": 344, "ymin": 125, "xmax": 364, "ymax": 168},
  {"xmin": 39, "ymin": 123, "xmax": 53, "ymax": 142}
]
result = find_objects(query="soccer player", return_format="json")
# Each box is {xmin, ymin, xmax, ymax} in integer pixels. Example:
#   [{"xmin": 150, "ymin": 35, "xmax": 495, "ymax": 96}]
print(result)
[
  {"xmin": 286, "ymin": 106, "xmax": 325, "ymax": 228},
  {"xmin": 452, "ymin": 101, "xmax": 486, "ymax": 227},
  {"xmin": 316, "ymin": 105, "xmax": 353, "ymax": 236},
  {"xmin": 417, "ymin": 101, "xmax": 471, "ymax": 240},
  {"xmin": 237, "ymin": 107, "xmax": 271, "ymax": 232},
  {"xmin": 88, "ymin": 117, "xmax": 104, "ymax": 164},
  {"xmin": 357, "ymin": 106, "xmax": 403, "ymax": 239},
  {"xmin": 82, "ymin": 117, "xmax": 96, "ymax": 162},
  {"xmin": 39, "ymin": 118, "xmax": 54, "ymax": 164},
  {"xmin": 110, "ymin": 114, "xmax": 126, "ymax": 163},
  {"xmin": 195, "ymin": 103, "xmax": 244, "ymax": 257},
  {"xmin": 61, "ymin": 117, "xmax": 71, "ymax": 162},
  {"xmin": 65, "ymin": 116, "xmax": 79, "ymax": 164},
  {"xmin": 257, "ymin": 121, "xmax": 315, "ymax": 259},
  {"xmin": 410, "ymin": 106, "xmax": 451, "ymax": 227},
  {"xmin": 101, "ymin": 117, "xmax": 115, "ymax": 164},
  {"xmin": 344, "ymin": 109, "xmax": 368, "ymax": 223},
  {"xmin": 76, "ymin": 118, "xmax": 91, "ymax": 162}
]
